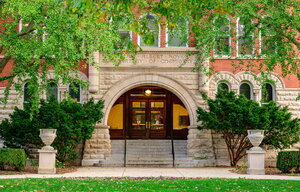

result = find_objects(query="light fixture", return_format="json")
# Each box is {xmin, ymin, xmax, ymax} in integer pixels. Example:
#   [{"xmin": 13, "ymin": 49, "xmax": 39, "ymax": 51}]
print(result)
[{"xmin": 145, "ymin": 89, "xmax": 152, "ymax": 96}]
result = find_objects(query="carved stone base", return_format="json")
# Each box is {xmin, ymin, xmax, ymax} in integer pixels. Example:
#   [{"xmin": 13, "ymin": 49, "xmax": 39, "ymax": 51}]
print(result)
[
  {"xmin": 38, "ymin": 149, "xmax": 57, "ymax": 174},
  {"xmin": 247, "ymin": 148, "xmax": 266, "ymax": 175}
]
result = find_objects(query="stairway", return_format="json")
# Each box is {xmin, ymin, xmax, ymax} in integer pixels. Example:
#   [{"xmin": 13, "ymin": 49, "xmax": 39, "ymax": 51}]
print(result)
[{"xmin": 96, "ymin": 140, "xmax": 197, "ymax": 167}]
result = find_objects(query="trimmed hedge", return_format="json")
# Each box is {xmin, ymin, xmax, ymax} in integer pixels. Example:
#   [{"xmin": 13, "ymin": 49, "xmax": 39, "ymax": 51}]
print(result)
[
  {"xmin": 276, "ymin": 151, "xmax": 300, "ymax": 173},
  {"xmin": 0, "ymin": 148, "xmax": 26, "ymax": 171}
]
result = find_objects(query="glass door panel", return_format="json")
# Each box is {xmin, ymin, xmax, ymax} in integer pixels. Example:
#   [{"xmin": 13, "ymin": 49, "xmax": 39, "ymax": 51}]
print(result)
[
  {"xmin": 149, "ymin": 101, "xmax": 166, "ymax": 138},
  {"xmin": 132, "ymin": 109, "xmax": 146, "ymax": 130},
  {"xmin": 129, "ymin": 101, "xmax": 148, "ymax": 138}
]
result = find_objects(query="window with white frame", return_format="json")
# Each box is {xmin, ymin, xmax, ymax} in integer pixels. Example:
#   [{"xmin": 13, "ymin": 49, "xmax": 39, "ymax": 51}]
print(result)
[
  {"xmin": 237, "ymin": 17, "xmax": 254, "ymax": 56},
  {"xmin": 46, "ymin": 82, "xmax": 58, "ymax": 101},
  {"xmin": 139, "ymin": 14, "xmax": 159, "ymax": 47},
  {"xmin": 214, "ymin": 17, "xmax": 231, "ymax": 56},
  {"xmin": 239, "ymin": 82, "xmax": 252, "ymax": 99},
  {"xmin": 167, "ymin": 17, "xmax": 188, "ymax": 47},
  {"xmin": 261, "ymin": 83, "xmax": 274, "ymax": 103},
  {"xmin": 260, "ymin": 16, "xmax": 276, "ymax": 55},
  {"xmin": 69, "ymin": 83, "xmax": 81, "ymax": 103}
]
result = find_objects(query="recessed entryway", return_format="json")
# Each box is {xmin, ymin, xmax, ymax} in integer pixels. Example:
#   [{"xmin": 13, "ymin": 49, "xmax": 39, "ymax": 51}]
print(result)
[{"xmin": 108, "ymin": 86, "xmax": 190, "ymax": 140}]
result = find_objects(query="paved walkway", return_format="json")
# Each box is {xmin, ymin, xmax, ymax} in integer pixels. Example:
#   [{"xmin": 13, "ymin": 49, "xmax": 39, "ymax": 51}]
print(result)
[{"xmin": 0, "ymin": 167, "xmax": 300, "ymax": 180}]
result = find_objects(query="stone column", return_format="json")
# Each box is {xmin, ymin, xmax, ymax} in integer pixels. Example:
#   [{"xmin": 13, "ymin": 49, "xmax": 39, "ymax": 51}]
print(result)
[
  {"xmin": 81, "ymin": 124, "xmax": 111, "ymax": 166},
  {"xmin": 89, "ymin": 52, "xmax": 99, "ymax": 94},
  {"xmin": 187, "ymin": 125, "xmax": 216, "ymax": 166}
]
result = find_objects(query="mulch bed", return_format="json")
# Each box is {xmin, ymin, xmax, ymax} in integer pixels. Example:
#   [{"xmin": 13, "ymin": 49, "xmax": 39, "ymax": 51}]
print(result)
[
  {"xmin": 0, "ymin": 166, "xmax": 78, "ymax": 175},
  {"xmin": 230, "ymin": 167, "xmax": 300, "ymax": 176}
]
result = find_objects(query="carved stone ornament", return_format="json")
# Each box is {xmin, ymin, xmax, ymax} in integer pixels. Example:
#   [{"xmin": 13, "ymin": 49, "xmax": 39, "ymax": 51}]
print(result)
[
  {"xmin": 39, "ymin": 129, "xmax": 57, "ymax": 150},
  {"xmin": 247, "ymin": 130, "xmax": 264, "ymax": 150}
]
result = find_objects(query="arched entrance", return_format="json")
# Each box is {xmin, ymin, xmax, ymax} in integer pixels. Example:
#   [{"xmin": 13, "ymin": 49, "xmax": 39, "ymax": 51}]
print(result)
[{"xmin": 108, "ymin": 86, "xmax": 189, "ymax": 139}]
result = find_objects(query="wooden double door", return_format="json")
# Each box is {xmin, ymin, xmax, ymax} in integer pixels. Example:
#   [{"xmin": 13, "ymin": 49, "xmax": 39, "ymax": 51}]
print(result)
[
  {"xmin": 129, "ymin": 99, "xmax": 166, "ymax": 139},
  {"xmin": 109, "ymin": 86, "xmax": 189, "ymax": 140}
]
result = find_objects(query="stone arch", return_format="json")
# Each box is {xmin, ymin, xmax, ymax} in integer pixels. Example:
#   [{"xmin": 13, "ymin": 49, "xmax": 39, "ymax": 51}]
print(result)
[
  {"xmin": 235, "ymin": 72, "xmax": 260, "ymax": 89},
  {"xmin": 209, "ymin": 71, "xmax": 239, "ymax": 96},
  {"xmin": 102, "ymin": 73, "xmax": 198, "ymax": 126},
  {"xmin": 257, "ymin": 72, "xmax": 285, "ymax": 89}
]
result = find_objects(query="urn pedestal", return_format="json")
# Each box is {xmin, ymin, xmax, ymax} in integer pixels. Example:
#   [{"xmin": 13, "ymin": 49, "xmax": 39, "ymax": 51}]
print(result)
[
  {"xmin": 38, "ymin": 129, "xmax": 57, "ymax": 174},
  {"xmin": 247, "ymin": 130, "xmax": 265, "ymax": 175}
]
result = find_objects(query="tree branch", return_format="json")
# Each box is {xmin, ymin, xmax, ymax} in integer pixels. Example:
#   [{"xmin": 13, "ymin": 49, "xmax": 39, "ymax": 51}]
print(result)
[
  {"xmin": 0, "ymin": 74, "xmax": 14, "ymax": 82},
  {"xmin": 0, "ymin": 56, "xmax": 11, "ymax": 74}
]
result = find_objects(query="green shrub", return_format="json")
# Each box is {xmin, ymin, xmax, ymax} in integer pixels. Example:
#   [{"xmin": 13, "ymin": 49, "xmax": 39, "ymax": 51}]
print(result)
[
  {"xmin": 197, "ymin": 91, "xmax": 300, "ymax": 166},
  {"xmin": 277, "ymin": 151, "xmax": 300, "ymax": 173},
  {"xmin": 0, "ymin": 98, "xmax": 104, "ymax": 163},
  {"xmin": 0, "ymin": 148, "xmax": 26, "ymax": 171}
]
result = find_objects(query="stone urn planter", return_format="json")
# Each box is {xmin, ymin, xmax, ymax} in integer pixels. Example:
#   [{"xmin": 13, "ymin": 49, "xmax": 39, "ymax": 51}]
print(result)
[
  {"xmin": 39, "ymin": 129, "xmax": 57, "ymax": 150},
  {"xmin": 247, "ymin": 130, "xmax": 264, "ymax": 150}
]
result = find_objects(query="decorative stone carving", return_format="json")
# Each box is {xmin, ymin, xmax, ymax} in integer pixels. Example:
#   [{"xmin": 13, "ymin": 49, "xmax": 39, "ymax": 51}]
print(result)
[
  {"xmin": 98, "ymin": 48, "xmax": 197, "ymax": 68},
  {"xmin": 247, "ymin": 130, "xmax": 265, "ymax": 175},
  {"xmin": 38, "ymin": 129, "xmax": 57, "ymax": 174},
  {"xmin": 39, "ymin": 129, "xmax": 57, "ymax": 150},
  {"xmin": 247, "ymin": 130, "xmax": 264, "ymax": 150}
]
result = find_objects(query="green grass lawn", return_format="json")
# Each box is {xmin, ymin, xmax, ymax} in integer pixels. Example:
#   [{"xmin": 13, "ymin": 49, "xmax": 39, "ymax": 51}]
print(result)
[{"xmin": 0, "ymin": 178, "xmax": 299, "ymax": 192}]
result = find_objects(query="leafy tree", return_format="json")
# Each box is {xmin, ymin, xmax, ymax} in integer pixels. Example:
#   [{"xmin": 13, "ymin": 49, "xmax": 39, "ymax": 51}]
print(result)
[
  {"xmin": 0, "ymin": 98, "xmax": 104, "ymax": 163},
  {"xmin": 0, "ymin": 0, "xmax": 299, "ymax": 107},
  {"xmin": 262, "ymin": 102, "xmax": 300, "ymax": 150},
  {"xmin": 197, "ymin": 91, "xmax": 300, "ymax": 166}
]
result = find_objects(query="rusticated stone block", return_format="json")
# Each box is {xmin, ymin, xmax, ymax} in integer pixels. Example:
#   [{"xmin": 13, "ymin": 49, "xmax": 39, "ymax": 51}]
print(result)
[
  {"xmin": 90, "ymin": 154, "xmax": 104, "ymax": 159},
  {"xmin": 90, "ymin": 144, "xmax": 101, "ymax": 148}
]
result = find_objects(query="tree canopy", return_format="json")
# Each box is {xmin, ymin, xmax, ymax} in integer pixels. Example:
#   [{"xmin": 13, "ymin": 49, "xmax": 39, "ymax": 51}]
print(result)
[{"xmin": 0, "ymin": 0, "xmax": 299, "ymax": 105}]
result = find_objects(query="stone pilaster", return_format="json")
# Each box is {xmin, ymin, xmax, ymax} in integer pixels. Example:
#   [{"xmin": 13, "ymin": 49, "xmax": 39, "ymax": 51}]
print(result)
[
  {"xmin": 187, "ymin": 125, "xmax": 216, "ymax": 166},
  {"xmin": 81, "ymin": 124, "xmax": 111, "ymax": 166},
  {"xmin": 88, "ymin": 52, "xmax": 99, "ymax": 94},
  {"xmin": 199, "ymin": 58, "xmax": 209, "ymax": 94}
]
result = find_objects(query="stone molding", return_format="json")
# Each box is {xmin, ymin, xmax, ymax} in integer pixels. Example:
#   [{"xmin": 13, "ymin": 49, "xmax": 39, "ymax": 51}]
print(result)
[
  {"xmin": 209, "ymin": 71, "xmax": 286, "ymax": 97},
  {"xmin": 97, "ymin": 49, "xmax": 198, "ymax": 68},
  {"xmin": 101, "ymin": 73, "xmax": 199, "ymax": 126}
]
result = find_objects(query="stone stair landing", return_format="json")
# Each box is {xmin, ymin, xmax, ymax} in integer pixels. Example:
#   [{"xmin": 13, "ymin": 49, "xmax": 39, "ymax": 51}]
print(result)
[{"xmin": 96, "ymin": 140, "xmax": 197, "ymax": 167}]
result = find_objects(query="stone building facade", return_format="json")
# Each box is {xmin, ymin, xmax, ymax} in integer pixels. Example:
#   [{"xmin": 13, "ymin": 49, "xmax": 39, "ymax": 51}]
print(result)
[{"xmin": 0, "ymin": 16, "xmax": 299, "ymax": 167}]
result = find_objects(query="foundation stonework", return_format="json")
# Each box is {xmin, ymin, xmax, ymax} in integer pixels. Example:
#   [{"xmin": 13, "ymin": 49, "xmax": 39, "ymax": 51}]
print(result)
[
  {"xmin": 187, "ymin": 126, "xmax": 216, "ymax": 166},
  {"xmin": 0, "ymin": 49, "xmax": 299, "ymax": 167},
  {"xmin": 81, "ymin": 124, "xmax": 111, "ymax": 166}
]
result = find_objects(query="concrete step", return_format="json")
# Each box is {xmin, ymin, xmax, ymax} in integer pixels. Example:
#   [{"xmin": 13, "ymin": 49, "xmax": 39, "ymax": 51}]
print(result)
[{"xmin": 96, "ymin": 139, "xmax": 196, "ymax": 167}]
